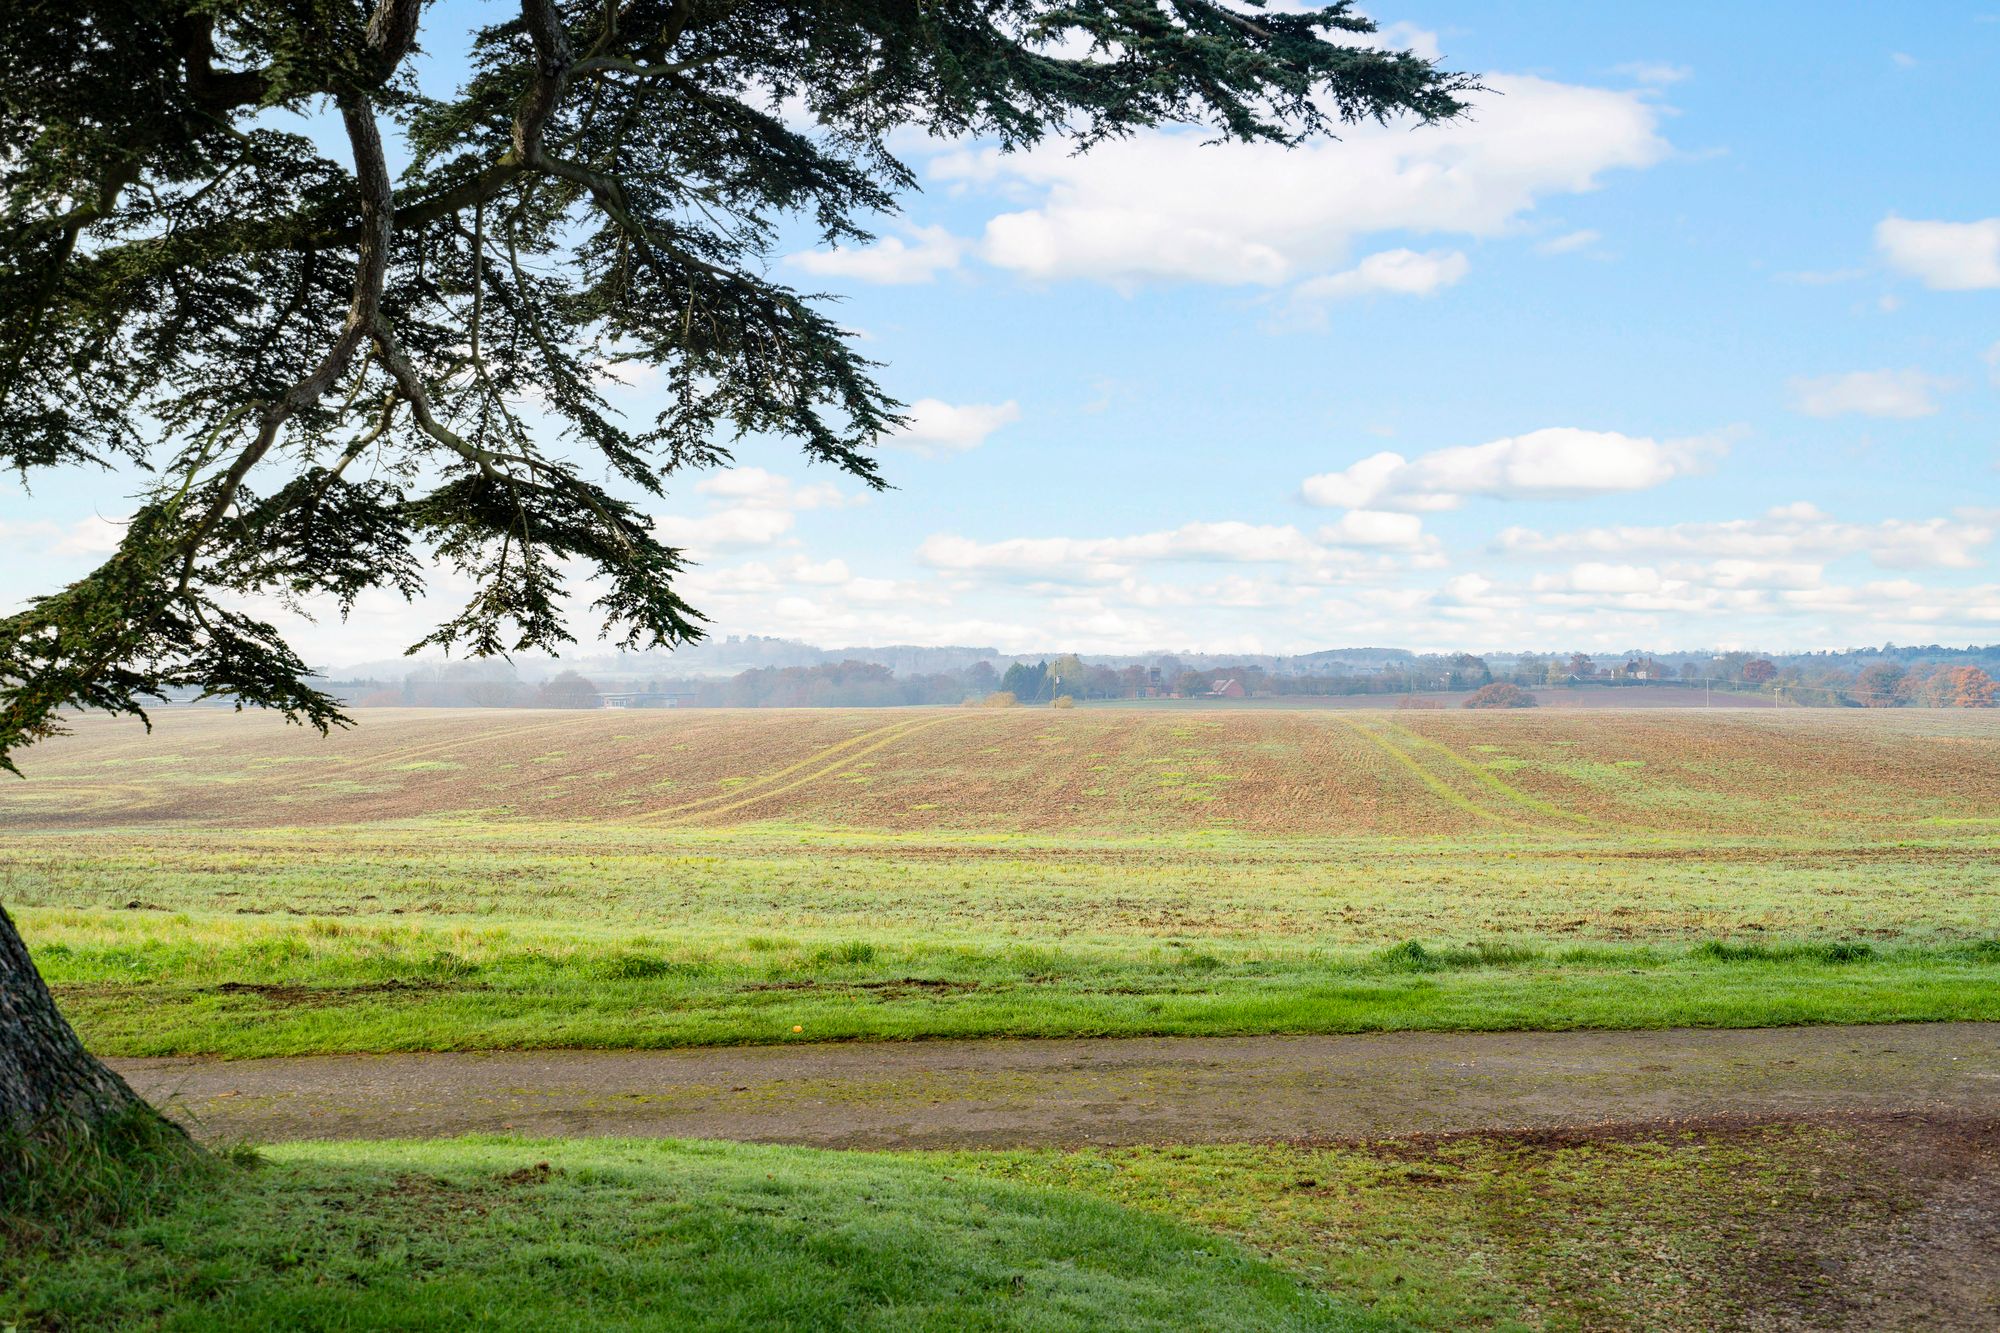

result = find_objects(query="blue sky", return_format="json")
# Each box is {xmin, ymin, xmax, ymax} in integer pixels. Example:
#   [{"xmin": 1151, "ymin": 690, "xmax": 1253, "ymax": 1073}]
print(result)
[{"xmin": 5, "ymin": 2, "xmax": 1998, "ymax": 665}]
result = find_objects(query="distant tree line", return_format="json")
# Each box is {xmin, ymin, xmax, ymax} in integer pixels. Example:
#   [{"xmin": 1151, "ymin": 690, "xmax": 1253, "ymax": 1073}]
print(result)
[
  {"xmin": 354, "ymin": 668, "xmax": 604, "ymax": 709},
  {"xmin": 688, "ymin": 662, "xmax": 975, "ymax": 708},
  {"xmin": 325, "ymin": 646, "xmax": 2000, "ymax": 710}
]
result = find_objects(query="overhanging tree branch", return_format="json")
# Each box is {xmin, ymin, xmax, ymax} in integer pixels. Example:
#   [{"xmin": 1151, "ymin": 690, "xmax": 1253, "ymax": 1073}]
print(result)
[{"xmin": 2, "ymin": 0, "xmax": 1476, "ymax": 770}]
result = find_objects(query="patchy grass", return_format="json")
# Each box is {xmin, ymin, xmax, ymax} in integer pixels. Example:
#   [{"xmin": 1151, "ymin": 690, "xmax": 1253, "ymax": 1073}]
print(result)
[
  {"xmin": 10, "ymin": 1120, "xmax": 1990, "ymax": 1331},
  {"xmin": 11, "ymin": 817, "xmax": 2000, "ymax": 1057},
  {"xmin": 8, "ymin": 819, "xmax": 1998, "ymax": 947},
  {"xmin": 25, "ymin": 909, "xmax": 2000, "ymax": 1058},
  {"xmin": 948, "ymin": 1116, "xmax": 1977, "ymax": 1331},
  {"xmin": 1, "ymin": 1137, "xmax": 1351, "ymax": 1332}
]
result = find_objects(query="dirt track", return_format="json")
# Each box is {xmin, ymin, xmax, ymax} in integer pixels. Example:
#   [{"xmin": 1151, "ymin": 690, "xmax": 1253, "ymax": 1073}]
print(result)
[{"xmin": 117, "ymin": 1022, "xmax": 2000, "ymax": 1148}]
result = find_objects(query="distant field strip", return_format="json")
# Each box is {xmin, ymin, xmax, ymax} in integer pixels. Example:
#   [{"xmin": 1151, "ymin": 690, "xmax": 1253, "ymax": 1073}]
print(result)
[
  {"xmin": 632, "ymin": 713, "xmax": 962, "ymax": 825},
  {"xmin": 318, "ymin": 715, "xmax": 584, "ymax": 778},
  {"xmin": 1338, "ymin": 717, "xmax": 1508, "ymax": 826},
  {"xmin": 9, "ymin": 705, "xmax": 1997, "ymax": 835},
  {"xmin": 1377, "ymin": 721, "xmax": 1600, "ymax": 829}
]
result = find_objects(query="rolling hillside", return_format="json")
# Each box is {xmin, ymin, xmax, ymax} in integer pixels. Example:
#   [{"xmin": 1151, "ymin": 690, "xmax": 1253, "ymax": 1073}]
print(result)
[{"xmin": 7, "ymin": 705, "xmax": 1996, "ymax": 838}]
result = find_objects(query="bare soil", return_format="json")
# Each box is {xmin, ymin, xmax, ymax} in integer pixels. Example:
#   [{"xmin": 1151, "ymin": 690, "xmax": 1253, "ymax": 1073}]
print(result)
[
  {"xmin": 117, "ymin": 1022, "xmax": 2000, "ymax": 1148},
  {"xmin": 1335, "ymin": 1111, "xmax": 2000, "ymax": 1331},
  {"xmin": 13, "ymin": 704, "xmax": 1996, "ymax": 835}
]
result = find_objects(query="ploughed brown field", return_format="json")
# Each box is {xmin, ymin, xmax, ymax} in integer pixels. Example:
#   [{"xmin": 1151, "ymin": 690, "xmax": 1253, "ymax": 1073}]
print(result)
[{"xmin": 7, "ymin": 704, "xmax": 1996, "ymax": 838}]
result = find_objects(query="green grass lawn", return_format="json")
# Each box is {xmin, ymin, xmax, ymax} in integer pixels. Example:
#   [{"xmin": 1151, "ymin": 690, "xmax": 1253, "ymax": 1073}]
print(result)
[
  {"xmin": 29, "ymin": 914, "xmax": 2000, "ymax": 1058},
  {"xmin": 3, "ymin": 1137, "xmax": 1351, "ymax": 1332},
  {"xmin": 5, "ymin": 1121, "xmax": 1946, "ymax": 1331},
  {"xmin": 9, "ymin": 822, "xmax": 1999, "ymax": 1056}
]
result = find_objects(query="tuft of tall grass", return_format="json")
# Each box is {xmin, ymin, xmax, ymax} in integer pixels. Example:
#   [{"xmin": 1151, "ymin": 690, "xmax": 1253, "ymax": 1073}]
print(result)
[
  {"xmin": 810, "ymin": 940, "xmax": 880, "ymax": 967},
  {"xmin": 1366, "ymin": 940, "xmax": 1545, "ymax": 973},
  {"xmin": 1, "ymin": 1106, "xmax": 231, "ymax": 1246},
  {"xmin": 1690, "ymin": 939, "xmax": 1875, "ymax": 965},
  {"xmin": 591, "ymin": 953, "xmax": 706, "ymax": 981}
]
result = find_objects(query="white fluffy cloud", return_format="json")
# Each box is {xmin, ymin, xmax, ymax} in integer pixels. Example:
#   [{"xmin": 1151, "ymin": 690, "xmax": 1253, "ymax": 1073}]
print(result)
[
  {"xmin": 1529, "ymin": 558, "xmax": 1824, "ymax": 598},
  {"xmin": 682, "ymin": 554, "xmax": 952, "ymax": 617},
  {"xmin": 1876, "ymin": 216, "xmax": 2000, "ymax": 290},
  {"xmin": 1787, "ymin": 368, "xmax": 1950, "ymax": 419},
  {"xmin": 1286, "ymin": 249, "xmax": 1469, "ymax": 323},
  {"xmin": 930, "ymin": 73, "xmax": 1668, "ymax": 291},
  {"xmin": 1538, "ymin": 562, "xmax": 1666, "ymax": 595},
  {"xmin": 0, "ymin": 514, "xmax": 125, "ymax": 558},
  {"xmin": 791, "ymin": 558, "xmax": 852, "ymax": 585},
  {"xmin": 654, "ymin": 468, "xmax": 864, "ymax": 552},
  {"xmin": 919, "ymin": 515, "xmax": 1429, "ymax": 582},
  {"xmin": 921, "ymin": 522, "xmax": 1316, "ymax": 577},
  {"xmin": 788, "ymin": 225, "xmax": 965, "ymax": 285},
  {"xmin": 885, "ymin": 398, "xmax": 1020, "ymax": 456},
  {"xmin": 694, "ymin": 466, "xmax": 857, "ymax": 512},
  {"xmin": 1317, "ymin": 509, "xmax": 1430, "ymax": 550},
  {"xmin": 1411, "ymin": 555, "xmax": 2000, "ymax": 648},
  {"xmin": 653, "ymin": 506, "xmax": 798, "ymax": 550},
  {"xmin": 1697, "ymin": 559, "xmax": 1825, "ymax": 590},
  {"xmin": 1536, "ymin": 229, "xmax": 1602, "ymax": 255},
  {"xmin": 1302, "ymin": 428, "xmax": 1720, "ymax": 512},
  {"xmin": 1497, "ymin": 504, "xmax": 1995, "ymax": 570}
]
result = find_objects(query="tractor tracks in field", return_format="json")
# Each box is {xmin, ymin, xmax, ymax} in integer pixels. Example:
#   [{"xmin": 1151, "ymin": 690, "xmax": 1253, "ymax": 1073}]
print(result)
[
  {"xmin": 628, "ymin": 712, "xmax": 965, "ymax": 827},
  {"xmin": 320, "ymin": 716, "xmax": 587, "ymax": 779},
  {"xmin": 15, "ymin": 716, "xmax": 594, "ymax": 815},
  {"xmin": 1338, "ymin": 716, "xmax": 1598, "ymax": 833}
]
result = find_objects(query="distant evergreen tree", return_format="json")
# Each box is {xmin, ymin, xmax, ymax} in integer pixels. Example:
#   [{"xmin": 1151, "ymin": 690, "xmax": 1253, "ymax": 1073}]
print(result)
[{"xmin": 1001, "ymin": 661, "xmax": 1051, "ymax": 703}]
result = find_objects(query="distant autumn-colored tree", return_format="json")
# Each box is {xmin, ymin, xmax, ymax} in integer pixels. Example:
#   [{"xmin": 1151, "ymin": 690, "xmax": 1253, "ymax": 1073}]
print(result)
[
  {"xmin": 1854, "ymin": 661, "xmax": 1906, "ymax": 707},
  {"xmin": 1742, "ymin": 659, "xmax": 1778, "ymax": 685},
  {"xmin": 1913, "ymin": 666, "xmax": 1997, "ymax": 709},
  {"xmin": 1463, "ymin": 682, "xmax": 1535, "ymax": 709}
]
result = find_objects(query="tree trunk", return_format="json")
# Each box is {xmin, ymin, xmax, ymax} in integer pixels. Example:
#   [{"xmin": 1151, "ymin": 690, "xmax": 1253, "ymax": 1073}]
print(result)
[{"xmin": 0, "ymin": 901, "xmax": 145, "ymax": 1131}]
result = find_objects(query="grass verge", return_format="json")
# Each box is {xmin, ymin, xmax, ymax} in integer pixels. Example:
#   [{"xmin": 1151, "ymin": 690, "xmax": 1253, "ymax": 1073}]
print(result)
[
  {"xmin": 2, "ymin": 1137, "xmax": 1351, "ymax": 1332},
  {"xmin": 29, "ymin": 917, "xmax": 2000, "ymax": 1057}
]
